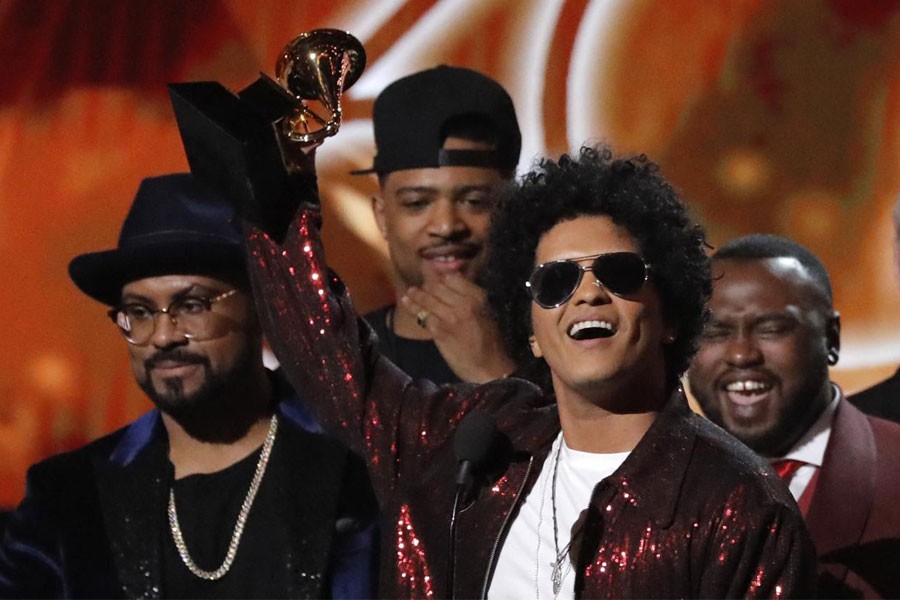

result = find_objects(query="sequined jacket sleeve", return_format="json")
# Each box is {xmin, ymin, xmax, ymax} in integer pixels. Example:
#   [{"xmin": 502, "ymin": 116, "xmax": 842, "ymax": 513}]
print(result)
[
  {"xmin": 695, "ymin": 493, "xmax": 816, "ymax": 598},
  {"xmin": 244, "ymin": 206, "xmax": 486, "ymax": 498}
]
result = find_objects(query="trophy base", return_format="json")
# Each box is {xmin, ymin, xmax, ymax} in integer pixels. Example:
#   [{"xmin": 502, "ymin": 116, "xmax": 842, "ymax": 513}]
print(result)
[{"xmin": 169, "ymin": 77, "xmax": 314, "ymax": 242}]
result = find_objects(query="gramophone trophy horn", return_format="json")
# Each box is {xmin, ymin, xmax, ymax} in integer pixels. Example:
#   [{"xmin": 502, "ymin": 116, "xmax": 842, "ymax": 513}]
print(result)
[{"xmin": 275, "ymin": 29, "xmax": 366, "ymax": 143}]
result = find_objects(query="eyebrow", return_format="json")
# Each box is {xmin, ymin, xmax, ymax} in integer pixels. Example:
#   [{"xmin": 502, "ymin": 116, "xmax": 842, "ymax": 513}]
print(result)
[
  {"xmin": 708, "ymin": 311, "xmax": 797, "ymax": 324},
  {"xmin": 393, "ymin": 185, "xmax": 435, "ymax": 195},
  {"xmin": 120, "ymin": 284, "xmax": 216, "ymax": 304},
  {"xmin": 393, "ymin": 183, "xmax": 495, "ymax": 196}
]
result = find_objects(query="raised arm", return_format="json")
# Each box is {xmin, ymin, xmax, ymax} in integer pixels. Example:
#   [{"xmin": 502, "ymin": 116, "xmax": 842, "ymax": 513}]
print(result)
[
  {"xmin": 244, "ymin": 196, "xmax": 367, "ymax": 426},
  {"xmin": 245, "ymin": 193, "xmax": 501, "ymax": 499}
]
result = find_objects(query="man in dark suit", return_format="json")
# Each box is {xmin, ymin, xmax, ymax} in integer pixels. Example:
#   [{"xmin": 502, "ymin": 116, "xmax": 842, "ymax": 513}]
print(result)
[
  {"xmin": 850, "ymin": 367, "xmax": 900, "ymax": 423},
  {"xmin": 688, "ymin": 233, "xmax": 900, "ymax": 598},
  {"xmin": 850, "ymin": 197, "xmax": 900, "ymax": 423},
  {"xmin": 0, "ymin": 174, "xmax": 377, "ymax": 598}
]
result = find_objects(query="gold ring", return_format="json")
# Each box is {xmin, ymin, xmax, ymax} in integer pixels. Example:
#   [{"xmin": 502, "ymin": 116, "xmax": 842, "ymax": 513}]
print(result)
[{"xmin": 416, "ymin": 310, "xmax": 429, "ymax": 328}]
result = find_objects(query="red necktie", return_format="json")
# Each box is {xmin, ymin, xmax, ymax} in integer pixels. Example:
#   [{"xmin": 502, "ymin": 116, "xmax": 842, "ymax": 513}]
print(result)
[{"xmin": 771, "ymin": 459, "xmax": 805, "ymax": 482}]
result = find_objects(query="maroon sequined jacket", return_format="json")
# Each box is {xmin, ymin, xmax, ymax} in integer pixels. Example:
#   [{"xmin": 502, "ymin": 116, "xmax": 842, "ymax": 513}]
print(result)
[{"xmin": 245, "ymin": 207, "xmax": 817, "ymax": 599}]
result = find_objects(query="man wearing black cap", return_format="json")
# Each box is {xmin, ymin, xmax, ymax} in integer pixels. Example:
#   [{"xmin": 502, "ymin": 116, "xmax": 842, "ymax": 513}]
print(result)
[
  {"xmin": 0, "ymin": 174, "xmax": 377, "ymax": 598},
  {"xmin": 358, "ymin": 65, "xmax": 520, "ymax": 384}
]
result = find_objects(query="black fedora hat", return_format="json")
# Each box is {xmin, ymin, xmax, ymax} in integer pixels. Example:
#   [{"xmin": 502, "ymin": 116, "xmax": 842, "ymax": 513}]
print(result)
[{"xmin": 69, "ymin": 173, "xmax": 244, "ymax": 305}]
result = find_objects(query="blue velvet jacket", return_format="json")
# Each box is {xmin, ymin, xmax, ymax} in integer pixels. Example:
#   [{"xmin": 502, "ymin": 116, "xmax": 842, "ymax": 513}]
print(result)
[{"xmin": 0, "ymin": 384, "xmax": 378, "ymax": 599}]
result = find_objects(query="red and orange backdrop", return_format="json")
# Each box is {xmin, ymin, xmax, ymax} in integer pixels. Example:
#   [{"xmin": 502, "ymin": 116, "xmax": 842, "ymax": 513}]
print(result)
[{"xmin": 3, "ymin": 0, "xmax": 900, "ymax": 506}]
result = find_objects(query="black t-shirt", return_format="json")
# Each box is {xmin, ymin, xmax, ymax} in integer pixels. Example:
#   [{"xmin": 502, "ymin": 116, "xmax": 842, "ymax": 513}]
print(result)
[
  {"xmin": 364, "ymin": 305, "xmax": 459, "ymax": 385},
  {"xmin": 163, "ymin": 441, "xmax": 290, "ymax": 598}
]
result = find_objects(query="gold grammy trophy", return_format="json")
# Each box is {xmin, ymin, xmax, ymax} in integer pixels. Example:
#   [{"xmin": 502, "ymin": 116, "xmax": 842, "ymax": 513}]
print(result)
[
  {"xmin": 276, "ymin": 29, "xmax": 366, "ymax": 144},
  {"xmin": 169, "ymin": 29, "xmax": 366, "ymax": 240}
]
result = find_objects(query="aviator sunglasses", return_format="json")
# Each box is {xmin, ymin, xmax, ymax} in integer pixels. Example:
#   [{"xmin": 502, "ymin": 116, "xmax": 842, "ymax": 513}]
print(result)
[{"xmin": 525, "ymin": 251, "xmax": 651, "ymax": 308}]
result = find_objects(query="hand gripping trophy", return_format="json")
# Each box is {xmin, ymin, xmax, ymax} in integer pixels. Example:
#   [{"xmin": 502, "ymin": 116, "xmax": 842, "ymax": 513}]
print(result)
[{"xmin": 169, "ymin": 29, "xmax": 365, "ymax": 241}]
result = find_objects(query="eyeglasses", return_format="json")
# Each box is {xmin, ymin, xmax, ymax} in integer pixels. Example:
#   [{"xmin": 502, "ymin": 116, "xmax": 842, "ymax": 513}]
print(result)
[
  {"xmin": 108, "ymin": 289, "xmax": 239, "ymax": 345},
  {"xmin": 525, "ymin": 252, "xmax": 650, "ymax": 308}
]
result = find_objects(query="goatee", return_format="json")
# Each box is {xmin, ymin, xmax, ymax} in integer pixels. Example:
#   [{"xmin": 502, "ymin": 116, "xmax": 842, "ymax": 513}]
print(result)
[{"xmin": 138, "ymin": 346, "xmax": 262, "ymax": 443}]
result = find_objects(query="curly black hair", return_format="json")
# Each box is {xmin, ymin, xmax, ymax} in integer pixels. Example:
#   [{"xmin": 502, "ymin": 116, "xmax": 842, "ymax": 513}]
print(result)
[{"xmin": 482, "ymin": 145, "xmax": 711, "ymax": 391}]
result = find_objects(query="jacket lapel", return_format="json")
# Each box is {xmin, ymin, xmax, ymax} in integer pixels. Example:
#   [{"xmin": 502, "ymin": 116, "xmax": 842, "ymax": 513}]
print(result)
[
  {"xmin": 273, "ymin": 409, "xmax": 348, "ymax": 597},
  {"xmin": 94, "ymin": 411, "xmax": 169, "ymax": 599},
  {"xmin": 805, "ymin": 399, "xmax": 876, "ymax": 583},
  {"xmin": 608, "ymin": 390, "xmax": 697, "ymax": 528}
]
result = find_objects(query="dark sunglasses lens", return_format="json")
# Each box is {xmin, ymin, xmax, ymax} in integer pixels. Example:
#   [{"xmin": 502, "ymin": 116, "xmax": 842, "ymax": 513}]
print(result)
[
  {"xmin": 593, "ymin": 253, "xmax": 647, "ymax": 294},
  {"xmin": 532, "ymin": 261, "xmax": 582, "ymax": 307}
]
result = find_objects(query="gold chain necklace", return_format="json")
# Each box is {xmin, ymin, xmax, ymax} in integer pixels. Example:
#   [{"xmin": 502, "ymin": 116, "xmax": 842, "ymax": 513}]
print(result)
[{"xmin": 167, "ymin": 414, "xmax": 279, "ymax": 580}]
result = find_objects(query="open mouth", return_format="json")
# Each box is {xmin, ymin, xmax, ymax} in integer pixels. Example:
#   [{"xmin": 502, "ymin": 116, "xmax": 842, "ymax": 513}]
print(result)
[
  {"xmin": 568, "ymin": 320, "xmax": 616, "ymax": 340},
  {"xmin": 722, "ymin": 379, "xmax": 773, "ymax": 406}
]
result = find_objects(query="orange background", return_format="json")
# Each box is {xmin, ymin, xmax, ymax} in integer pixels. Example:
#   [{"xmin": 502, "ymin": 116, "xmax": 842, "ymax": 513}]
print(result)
[{"xmin": 3, "ymin": 0, "xmax": 900, "ymax": 507}]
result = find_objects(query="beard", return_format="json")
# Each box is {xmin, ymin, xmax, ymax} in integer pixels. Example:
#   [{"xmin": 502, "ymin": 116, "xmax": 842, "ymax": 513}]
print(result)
[
  {"xmin": 137, "ymin": 344, "xmax": 261, "ymax": 442},
  {"xmin": 737, "ymin": 375, "xmax": 829, "ymax": 457}
]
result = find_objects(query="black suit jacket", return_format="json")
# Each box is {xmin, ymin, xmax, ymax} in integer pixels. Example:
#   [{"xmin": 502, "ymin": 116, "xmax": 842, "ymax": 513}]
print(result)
[
  {"xmin": 0, "ymin": 401, "xmax": 377, "ymax": 598},
  {"xmin": 849, "ymin": 366, "xmax": 900, "ymax": 424},
  {"xmin": 807, "ymin": 398, "xmax": 900, "ymax": 598}
]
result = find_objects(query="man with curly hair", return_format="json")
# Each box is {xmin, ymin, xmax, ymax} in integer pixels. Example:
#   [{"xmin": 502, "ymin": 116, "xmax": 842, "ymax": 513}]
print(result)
[{"xmin": 188, "ymin": 131, "xmax": 817, "ymax": 597}]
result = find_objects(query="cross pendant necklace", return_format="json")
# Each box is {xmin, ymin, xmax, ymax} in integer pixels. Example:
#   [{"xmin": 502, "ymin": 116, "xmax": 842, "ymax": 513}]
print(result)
[
  {"xmin": 551, "ymin": 539, "xmax": 573, "ymax": 595},
  {"xmin": 551, "ymin": 557, "xmax": 564, "ymax": 595},
  {"xmin": 549, "ymin": 438, "xmax": 574, "ymax": 596}
]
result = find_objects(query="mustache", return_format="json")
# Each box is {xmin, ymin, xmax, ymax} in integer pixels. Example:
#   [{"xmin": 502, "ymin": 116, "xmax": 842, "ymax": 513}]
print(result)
[{"xmin": 144, "ymin": 349, "xmax": 210, "ymax": 371}]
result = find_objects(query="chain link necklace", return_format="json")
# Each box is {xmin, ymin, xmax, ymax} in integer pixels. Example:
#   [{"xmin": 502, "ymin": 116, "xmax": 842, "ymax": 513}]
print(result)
[
  {"xmin": 549, "ymin": 437, "xmax": 575, "ymax": 596},
  {"xmin": 535, "ymin": 434, "xmax": 575, "ymax": 598},
  {"xmin": 167, "ymin": 414, "xmax": 279, "ymax": 580}
]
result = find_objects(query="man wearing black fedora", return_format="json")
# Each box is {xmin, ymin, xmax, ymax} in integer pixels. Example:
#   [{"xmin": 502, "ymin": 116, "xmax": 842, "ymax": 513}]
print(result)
[
  {"xmin": 358, "ymin": 66, "xmax": 521, "ymax": 385},
  {"xmin": 0, "ymin": 174, "xmax": 377, "ymax": 598}
]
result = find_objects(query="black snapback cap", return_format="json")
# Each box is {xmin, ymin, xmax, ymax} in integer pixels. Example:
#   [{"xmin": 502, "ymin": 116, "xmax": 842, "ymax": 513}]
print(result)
[{"xmin": 353, "ymin": 65, "xmax": 521, "ymax": 175}]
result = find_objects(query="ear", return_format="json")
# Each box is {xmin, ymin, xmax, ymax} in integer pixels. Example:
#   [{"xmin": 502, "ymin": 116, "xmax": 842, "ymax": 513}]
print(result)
[
  {"xmin": 529, "ymin": 335, "xmax": 543, "ymax": 358},
  {"xmin": 371, "ymin": 195, "xmax": 389, "ymax": 240}
]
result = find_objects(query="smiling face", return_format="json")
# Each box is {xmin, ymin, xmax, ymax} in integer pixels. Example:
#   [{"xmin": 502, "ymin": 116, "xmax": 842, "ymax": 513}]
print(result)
[
  {"xmin": 373, "ymin": 138, "xmax": 506, "ymax": 287},
  {"xmin": 529, "ymin": 215, "xmax": 674, "ymax": 410},
  {"xmin": 120, "ymin": 274, "xmax": 263, "ymax": 420},
  {"xmin": 687, "ymin": 257, "xmax": 839, "ymax": 457}
]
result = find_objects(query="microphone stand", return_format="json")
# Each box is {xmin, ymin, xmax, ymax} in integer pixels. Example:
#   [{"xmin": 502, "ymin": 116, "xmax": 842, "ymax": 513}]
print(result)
[{"xmin": 448, "ymin": 479, "xmax": 465, "ymax": 599}]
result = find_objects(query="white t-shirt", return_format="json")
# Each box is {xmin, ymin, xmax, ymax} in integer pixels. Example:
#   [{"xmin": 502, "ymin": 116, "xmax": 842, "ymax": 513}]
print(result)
[{"xmin": 488, "ymin": 432, "xmax": 630, "ymax": 599}]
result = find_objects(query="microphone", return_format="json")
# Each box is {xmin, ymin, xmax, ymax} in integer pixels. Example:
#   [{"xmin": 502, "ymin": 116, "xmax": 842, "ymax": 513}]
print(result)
[
  {"xmin": 454, "ymin": 411, "xmax": 498, "ymax": 488},
  {"xmin": 449, "ymin": 411, "xmax": 497, "ymax": 599}
]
